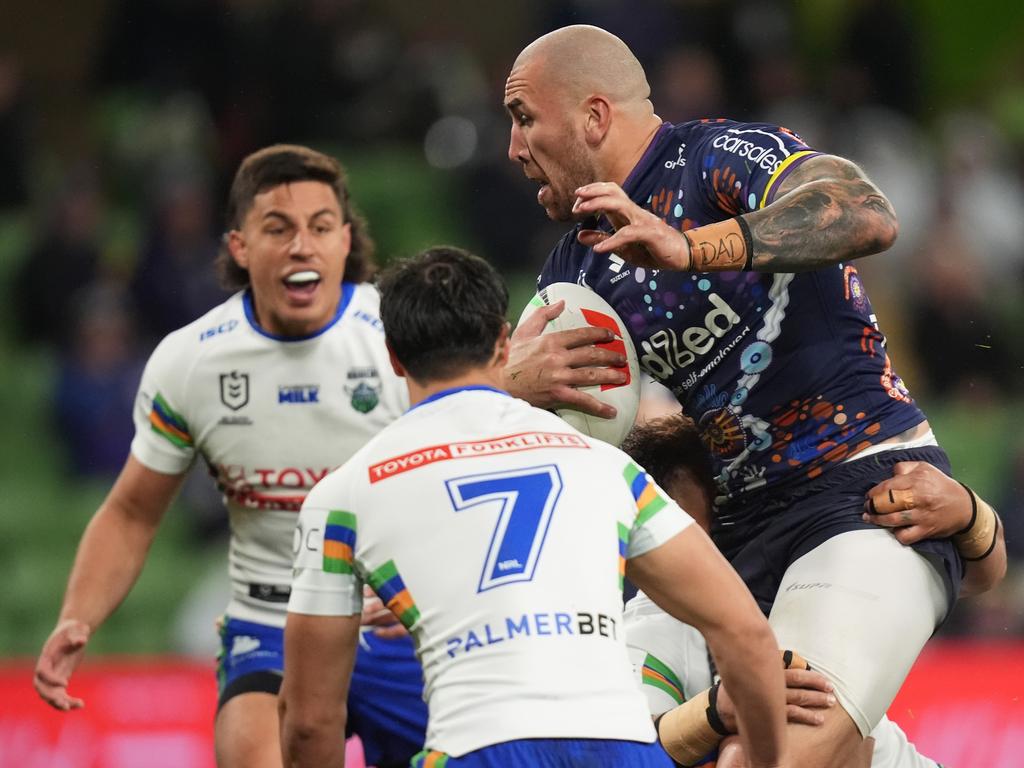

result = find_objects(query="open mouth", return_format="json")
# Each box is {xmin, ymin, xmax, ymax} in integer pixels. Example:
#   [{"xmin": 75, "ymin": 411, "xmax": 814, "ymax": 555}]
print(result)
[{"xmin": 283, "ymin": 270, "xmax": 321, "ymax": 299}]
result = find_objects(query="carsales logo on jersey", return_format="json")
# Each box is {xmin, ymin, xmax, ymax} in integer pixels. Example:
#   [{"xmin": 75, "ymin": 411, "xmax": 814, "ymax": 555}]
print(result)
[{"xmin": 712, "ymin": 133, "xmax": 783, "ymax": 173}]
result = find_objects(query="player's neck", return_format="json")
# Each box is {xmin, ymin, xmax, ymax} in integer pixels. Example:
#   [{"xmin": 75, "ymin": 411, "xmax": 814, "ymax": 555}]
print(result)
[
  {"xmin": 406, "ymin": 366, "xmax": 506, "ymax": 408},
  {"xmin": 605, "ymin": 113, "xmax": 664, "ymax": 185}
]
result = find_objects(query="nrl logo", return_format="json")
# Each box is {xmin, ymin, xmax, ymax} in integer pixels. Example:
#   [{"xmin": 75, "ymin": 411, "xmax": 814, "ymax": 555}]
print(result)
[{"xmin": 220, "ymin": 371, "xmax": 250, "ymax": 411}]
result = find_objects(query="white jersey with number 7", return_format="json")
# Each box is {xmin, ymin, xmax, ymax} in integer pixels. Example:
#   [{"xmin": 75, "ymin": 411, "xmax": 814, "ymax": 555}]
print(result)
[{"xmin": 289, "ymin": 386, "xmax": 694, "ymax": 757}]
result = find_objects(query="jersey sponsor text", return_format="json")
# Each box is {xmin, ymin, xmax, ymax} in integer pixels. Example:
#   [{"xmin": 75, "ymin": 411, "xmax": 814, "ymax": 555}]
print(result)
[
  {"xmin": 444, "ymin": 610, "xmax": 619, "ymax": 658},
  {"xmin": 368, "ymin": 431, "xmax": 589, "ymax": 483}
]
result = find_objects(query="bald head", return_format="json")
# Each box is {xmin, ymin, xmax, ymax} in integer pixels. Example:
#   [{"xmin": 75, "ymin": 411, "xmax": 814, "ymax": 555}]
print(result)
[
  {"xmin": 504, "ymin": 25, "xmax": 662, "ymax": 216},
  {"xmin": 514, "ymin": 25, "xmax": 651, "ymax": 108}
]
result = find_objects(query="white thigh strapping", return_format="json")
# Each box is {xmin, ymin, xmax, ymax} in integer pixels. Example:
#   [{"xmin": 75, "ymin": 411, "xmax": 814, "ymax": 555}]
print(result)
[{"xmin": 767, "ymin": 529, "xmax": 948, "ymax": 737}]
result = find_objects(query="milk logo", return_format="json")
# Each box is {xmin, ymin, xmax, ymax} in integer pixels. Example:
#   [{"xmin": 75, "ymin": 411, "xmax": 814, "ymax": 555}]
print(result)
[
  {"xmin": 665, "ymin": 142, "xmax": 687, "ymax": 169},
  {"xmin": 639, "ymin": 293, "xmax": 741, "ymax": 380},
  {"xmin": 278, "ymin": 384, "xmax": 320, "ymax": 404}
]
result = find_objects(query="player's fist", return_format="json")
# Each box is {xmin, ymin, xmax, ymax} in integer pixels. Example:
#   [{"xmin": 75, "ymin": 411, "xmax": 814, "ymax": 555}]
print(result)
[{"xmin": 34, "ymin": 618, "xmax": 90, "ymax": 711}]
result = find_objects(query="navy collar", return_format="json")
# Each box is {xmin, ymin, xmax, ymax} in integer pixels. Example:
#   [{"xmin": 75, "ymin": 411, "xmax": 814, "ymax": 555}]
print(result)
[
  {"xmin": 243, "ymin": 281, "xmax": 355, "ymax": 341},
  {"xmin": 622, "ymin": 121, "xmax": 673, "ymax": 197},
  {"xmin": 407, "ymin": 385, "xmax": 510, "ymax": 413}
]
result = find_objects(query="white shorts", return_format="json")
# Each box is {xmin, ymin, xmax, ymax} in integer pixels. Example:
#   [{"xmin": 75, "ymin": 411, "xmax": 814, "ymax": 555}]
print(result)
[{"xmin": 768, "ymin": 529, "xmax": 948, "ymax": 736}]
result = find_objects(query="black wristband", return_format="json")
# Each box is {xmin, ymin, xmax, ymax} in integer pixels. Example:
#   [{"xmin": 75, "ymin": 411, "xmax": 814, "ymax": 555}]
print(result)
[
  {"xmin": 705, "ymin": 679, "xmax": 730, "ymax": 737},
  {"xmin": 955, "ymin": 481, "xmax": 979, "ymax": 535},
  {"xmin": 734, "ymin": 215, "xmax": 754, "ymax": 271}
]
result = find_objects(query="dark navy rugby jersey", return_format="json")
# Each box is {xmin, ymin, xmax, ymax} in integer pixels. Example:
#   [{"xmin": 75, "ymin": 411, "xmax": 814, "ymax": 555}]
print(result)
[{"xmin": 539, "ymin": 119, "xmax": 926, "ymax": 508}]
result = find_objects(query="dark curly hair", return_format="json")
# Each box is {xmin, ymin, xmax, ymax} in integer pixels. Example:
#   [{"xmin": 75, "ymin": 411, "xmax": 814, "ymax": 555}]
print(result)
[
  {"xmin": 216, "ymin": 144, "xmax": 375, "ymax": 289},
  {"xmin": 620, "ymin": 413, "xmax": 716, "ymax": 501}
]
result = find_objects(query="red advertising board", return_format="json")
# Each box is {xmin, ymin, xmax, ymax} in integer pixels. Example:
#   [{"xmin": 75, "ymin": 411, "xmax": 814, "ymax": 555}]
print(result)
[
  {"xmin": 887, "ymin": 641, "xmax": 1023, "ymax": 766},
  {"xmin": 0, "ymin": 659, "xmax": 219, "ymax": 768},
  {"xmin": 1, "ymin": 641, "xmax": 1021, "ymax": 767}
]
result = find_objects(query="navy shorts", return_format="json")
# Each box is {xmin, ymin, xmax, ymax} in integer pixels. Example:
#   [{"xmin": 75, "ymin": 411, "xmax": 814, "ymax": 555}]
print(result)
[
  {"xmin": 216, "ymin": 618, "xmax": 427, "ymax": 766},
  {"xmin": 411, "ymin": 738, "xmax": 673, "ymax": 767},
  {"xmin": 711, "ymin": 446, "xmax": 963, "ymax": 617}
]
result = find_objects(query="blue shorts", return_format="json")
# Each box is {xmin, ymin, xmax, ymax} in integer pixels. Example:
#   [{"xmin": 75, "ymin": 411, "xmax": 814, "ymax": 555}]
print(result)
[
  {"xmin": 348, "ymin": 630, "xmax": 429, "ymax": 766},
  {"xmin": 412, "ymin": 739, "xmax": 672, "ymax": 767},
  {"xmin": 216, "ymin": 618, "xmax": 427, "ymax": 766},
  {"xmin": 712, "ymin": 446, "xmax": 963, "ymax": 617}
]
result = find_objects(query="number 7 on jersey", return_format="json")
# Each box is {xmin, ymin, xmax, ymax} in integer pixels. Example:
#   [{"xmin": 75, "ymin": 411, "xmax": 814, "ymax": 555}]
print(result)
[{"xmin": 445, "ymin": 465, "xmax": 563, "ymax": 593}]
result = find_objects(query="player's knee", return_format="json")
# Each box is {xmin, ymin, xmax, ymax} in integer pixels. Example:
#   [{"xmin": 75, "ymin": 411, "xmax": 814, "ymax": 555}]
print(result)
[{"xmin": 215, "ymin": 692, "xmax": 282, "ymax": 768}]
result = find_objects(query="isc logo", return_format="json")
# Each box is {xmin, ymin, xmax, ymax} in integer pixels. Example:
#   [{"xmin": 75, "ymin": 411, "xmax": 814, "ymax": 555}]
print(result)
[
  {"xmin": 199, "ymin": 319, "xmax": 239, "ymax": 342},
  {"xmin": 278, "ymin": 385, "xmax": 320, "ymax": 404}
]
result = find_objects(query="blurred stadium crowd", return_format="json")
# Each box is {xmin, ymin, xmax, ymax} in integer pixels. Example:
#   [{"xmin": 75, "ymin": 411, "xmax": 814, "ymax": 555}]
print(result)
[{"xmin": 1, "ymin": 0, "xmax": 1022, "ymax": 657}]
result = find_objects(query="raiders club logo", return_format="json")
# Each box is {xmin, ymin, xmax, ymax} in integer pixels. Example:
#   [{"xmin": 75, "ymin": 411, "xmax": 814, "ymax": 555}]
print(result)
[
  {"xmin": 220, "ymin": 371, "xmax": 250, "ymax": 410},
  {"xmin": 345, "ymin": 367, "xmax": 381, "ymax": 414}
]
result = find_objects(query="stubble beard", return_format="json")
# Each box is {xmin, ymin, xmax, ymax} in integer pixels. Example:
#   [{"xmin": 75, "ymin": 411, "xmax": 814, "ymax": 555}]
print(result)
[{"xmin": 550, "ymin": 136, "xmax": 597, "ymax": 222}]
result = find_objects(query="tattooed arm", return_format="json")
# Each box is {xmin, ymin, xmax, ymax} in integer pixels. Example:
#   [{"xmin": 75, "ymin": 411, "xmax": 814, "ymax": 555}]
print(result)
[
  {"xmin": 574, "ymin": 155, "xmax": 898, "ymax": 273},
  {"xmin": 744, "ymin": 154, "xmax": 898, "ymax": 271}
]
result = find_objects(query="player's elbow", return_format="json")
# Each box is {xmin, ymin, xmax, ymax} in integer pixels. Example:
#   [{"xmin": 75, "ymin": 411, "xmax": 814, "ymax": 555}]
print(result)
[
  {"xmin": 279, "ymin": 696, "xmax": 347, "ymax": 762},
  {"xmin": 858, "ymin": 186, "xmax": 899, "ymax": 255},
  {"xmin": 738, "ymin": 611, "xmax": 777, "ymax": 658},
  {"xmin": 873, "ymin": 204, "xmax": 899, "ymax": 253},
  {"xmin": 961, "ymin": 553, "xmax": 1007, "ymax": 597},
  {"xmin": 709, "ymin": 608, "xmax": 777, "ymax": 670}
]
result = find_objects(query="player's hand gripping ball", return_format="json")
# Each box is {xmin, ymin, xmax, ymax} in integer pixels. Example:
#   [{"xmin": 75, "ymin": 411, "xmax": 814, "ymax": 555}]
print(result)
[{"xmin": 517, "ymin": 282, "xmax": 641, "ymax": 446}]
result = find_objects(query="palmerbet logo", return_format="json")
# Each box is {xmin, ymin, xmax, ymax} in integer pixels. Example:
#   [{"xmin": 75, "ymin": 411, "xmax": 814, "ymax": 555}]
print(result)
[{"xmin": 278, "ymin": 385, "xmax": 320, "ymax": 404}]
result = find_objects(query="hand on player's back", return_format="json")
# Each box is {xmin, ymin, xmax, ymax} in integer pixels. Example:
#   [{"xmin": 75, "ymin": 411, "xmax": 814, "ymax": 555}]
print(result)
[
  {"xmin": 34, "ymin": 618, "xmax": 90, "ymax": 711},
  {"xmin": 503, "ymin": 299, "xmax": 626, "ymax": 417}
]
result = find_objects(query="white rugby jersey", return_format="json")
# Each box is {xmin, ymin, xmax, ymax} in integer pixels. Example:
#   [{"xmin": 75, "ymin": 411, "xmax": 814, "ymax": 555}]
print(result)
[
  {"xmin": 623, "ymin": 592, "xmax": 940, "ymax": 768},
  {"xmin": 289, "ymin": 386, "xmax": 693, "ymax": 756},
  {"xmin": 130, "ymin": 282, "xmax": 407, "ymax": 626},
  {"xmin": 625, "ymin": 590, "xmax": 713, "ymax": 717}
]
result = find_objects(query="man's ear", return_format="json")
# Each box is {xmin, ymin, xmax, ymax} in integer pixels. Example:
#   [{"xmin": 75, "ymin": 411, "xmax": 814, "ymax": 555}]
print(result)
[
  {"xmin": 583, "ymin": 95, "xmax": 613, "ymax": 147},
  {"xmin": 493, "ymin": 322, "xmax": 512, "ymax": 368},
  {"xmin": 227, "ymin": 230, "xmax": 248, "ymax": 269},
  {"xmin": 386, "ymin": 340, "xmax": 406, "ymax": 378}
]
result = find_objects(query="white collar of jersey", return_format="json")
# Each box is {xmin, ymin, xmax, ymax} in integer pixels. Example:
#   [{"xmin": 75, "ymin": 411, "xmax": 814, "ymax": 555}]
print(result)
[
  {"xmin": 242, "ymin": 281, "xmax": 356, "ymax": 342},
  {"xmin": 407, "ymin": 385, "xmax": 510, "ymax": 413}
]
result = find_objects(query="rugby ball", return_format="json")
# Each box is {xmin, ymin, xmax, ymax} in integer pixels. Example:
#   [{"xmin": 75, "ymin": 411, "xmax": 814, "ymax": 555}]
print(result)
[{"xmin": 517, "ymin": 282, "xmax": 641, "ymax": 446}]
